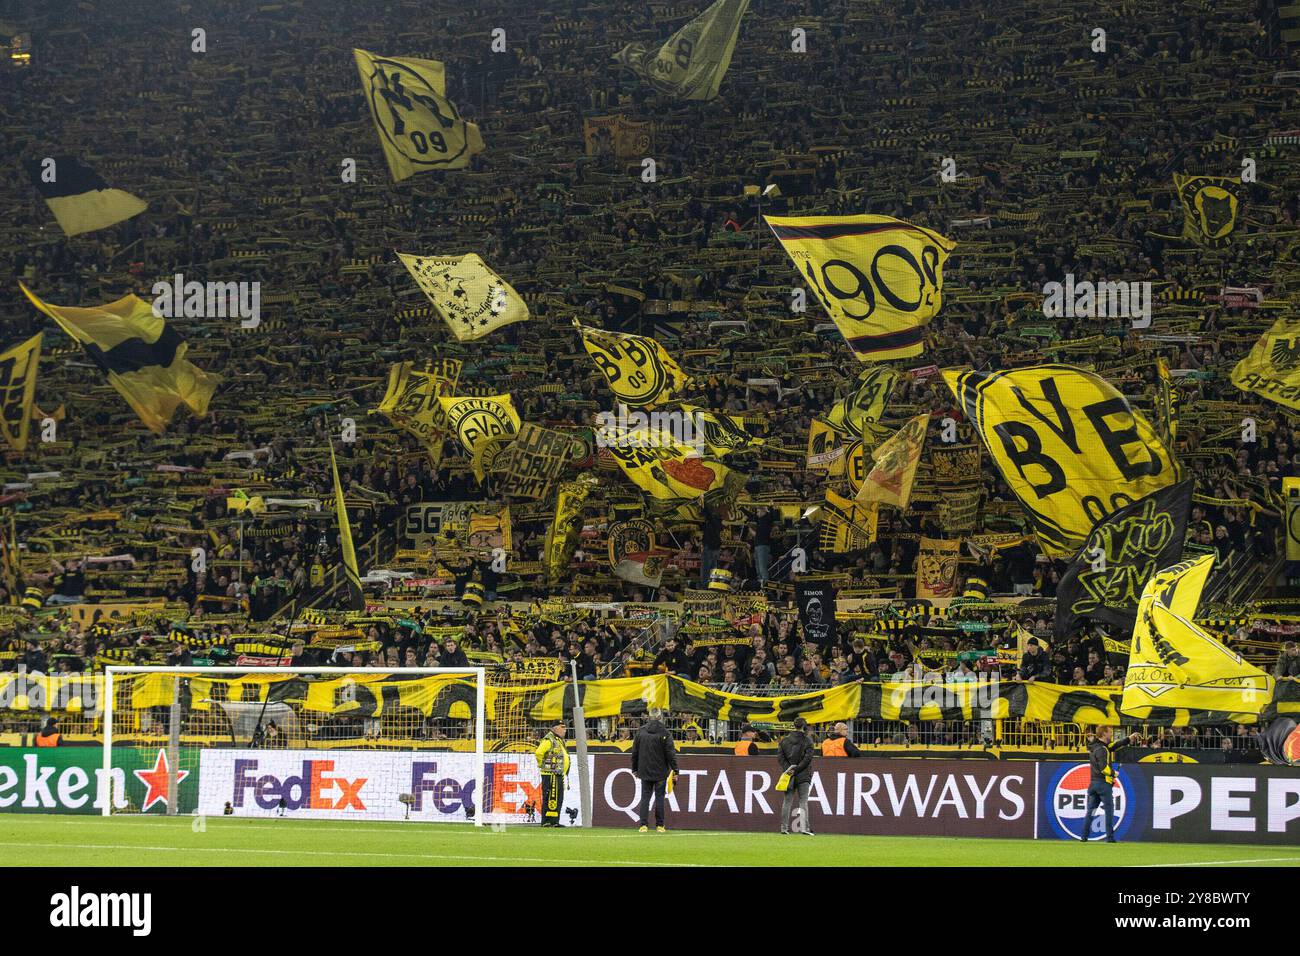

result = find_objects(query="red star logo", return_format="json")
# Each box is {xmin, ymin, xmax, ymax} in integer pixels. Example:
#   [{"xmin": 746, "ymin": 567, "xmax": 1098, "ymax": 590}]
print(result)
[{"xmin": 132, "ymin": 749, "xmax": 190, "ymax": 812}]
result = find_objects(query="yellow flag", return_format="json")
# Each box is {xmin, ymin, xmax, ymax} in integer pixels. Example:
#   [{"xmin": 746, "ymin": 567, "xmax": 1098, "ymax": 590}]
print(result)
[
  {"xmin": 576, "ymin": 323, "xmax": 690, "ymax": 408},
  {"xmin": 856, "ymin": 413, "xmax": 928, "ymax": 509},
  {"xmin": 19, "ymin": 282, "xmax": 217, "ymax": 435},
  {"xmin": 25, "ymin": 157, "xmax": 147, "ymax": 237},
  {"xmin": 1174, "ymin": 173, "xmax": 1239, "ymax": 247},
  {"xmin": 603, "ymin": 427, "xmax": 742, "ymax": 517},
  {"xmin": 329, "ymin": 434, "xmax": 365, "ymax": 610},
  {"xmin": 674, "ymin": 403, "xmax": 761, "ymax": 456},
  {"xmin": 765, "ymin": 214, "xmax": 956, "ymax": 360},
  {"xmin": 819, "ymin": 488, "xmax": 878, "ymax": 553},
  {"xmin": 354, "ymin": 49, "xmax": 484, "ymax": 180},
  {"xmin": 544, "ymin": 476, "xmax": 597, "ymax": 583},
  {"xmin": 376, "ymin": 360, "xmax": 461, "ymax": 466},
  {"xmin": 438, "ymin": 394, "xmax": 520, "ymax": 481},
  {"xmin": 1230, "ymin": 314, "xmax": 1300, "ymax": 411},
  {"xmin": 1123, "ymin": 555, "xmax": 1274, "ymax": 718},
  {"xmin": 397, "ymin": 252, "xmax": 528, "ymax": 341},
  {"xmin": 943, "ymin": 364, "xmax": 1179, "ymax": 558},
  {"xmin": 806, "ymin": 417, "xmax": 845, "ymax": 474},
  {"xmin": 613, "ymin": 0, "xmax": 749, "ymax": 101},
  {"xmin": 825, "ymin": 366, "xmax": 898, "ymax": 443},
  {"xmin": 0, "ymin": 333, "xmax": 41, "ymax": 452},
  {"xmin": 915, "ymin": 537, "xmax": 962, "ymax": 599}
]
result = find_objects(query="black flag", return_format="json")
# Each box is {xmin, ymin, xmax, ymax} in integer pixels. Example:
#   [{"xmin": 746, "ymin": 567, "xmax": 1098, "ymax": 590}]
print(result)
[
  {"xmin": 1055, "ymin": 479, "xmax": 1192, "ymax": 638},
  {"xmin": 795, "ymin": 578, "xmax": 838, "ymax": 647}
]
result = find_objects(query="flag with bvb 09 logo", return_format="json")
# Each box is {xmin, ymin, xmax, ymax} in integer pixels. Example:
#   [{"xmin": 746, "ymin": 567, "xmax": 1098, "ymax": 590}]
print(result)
[
  {"xmin": 575, "ymin": 323, "xmax": 690, "ymax": 409},
  {"xmin": 354, "ymin": 49, "xmax": 484, "ymax": 181}
]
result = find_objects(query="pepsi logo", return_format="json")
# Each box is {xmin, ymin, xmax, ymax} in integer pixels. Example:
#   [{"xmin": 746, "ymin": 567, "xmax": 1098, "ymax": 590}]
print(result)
[{"xmin": 1051, "ymin": 763, "xmax": 1128, "ymax": 841}]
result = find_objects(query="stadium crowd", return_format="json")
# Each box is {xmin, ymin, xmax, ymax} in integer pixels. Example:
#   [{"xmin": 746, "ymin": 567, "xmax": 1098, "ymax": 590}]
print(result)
[{"xmin": 0, "ymin": 0, "xmax": 1298, "ymax": 754}]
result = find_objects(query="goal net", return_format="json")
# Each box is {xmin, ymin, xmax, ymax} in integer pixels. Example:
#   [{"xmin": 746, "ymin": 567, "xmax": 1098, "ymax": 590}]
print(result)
[{"xmin": 99, "ymin": 666, "xmax": 562, "ymax": 825}]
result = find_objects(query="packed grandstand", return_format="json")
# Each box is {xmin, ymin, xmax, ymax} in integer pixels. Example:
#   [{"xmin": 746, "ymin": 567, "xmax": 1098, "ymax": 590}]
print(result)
[{"xmin": 2, "ymin": 0, "xmax": 1300, "ymax": 770}]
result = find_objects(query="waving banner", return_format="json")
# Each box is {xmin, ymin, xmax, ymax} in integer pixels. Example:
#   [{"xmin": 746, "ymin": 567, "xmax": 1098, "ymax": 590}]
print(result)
[
  {"xmin": 491, "ymin": 422, "xmax": 574, "ymax": 499},
  {"xmin": 915, "ymin": 538, "xmax": 962, "ymax": 599},
  {"xmin": 1174, "ymin": 173, "xmax": 1239, "ymax": 248},
  {"xmin": 943, "ymin": 364, "xmax": 1180, "ymax": 558},
  {"xmin": 766, "ymin": 214, "xmax": 956, "ymax": 361},
  {"xmin": 24, "ymin": 156, "xmax": 147, "ymax": 237},
  {"xmin": 0, "ymin": 334, "xmax": 41, "ymax": 452},
  {"xmin": 544, "ymin": 476, "xmax": 597, "ymax": 583},
  {"xmin": 354, "ymin": 49, "xmax": 484, "ymax": 180},
  {"xmin": 376, "ymin": 360, "xmax": 461, "ymax": 465},
  {"xmin": 613, "ymin": 0, "xmax": 749, "ymax": 101},
  {"xmin": 1230, "ymin": 314, "xmax": 1300, "ymax": 411},
  {"xmin": 825, "ymin": 366, "xmax": 897, "ymax": 443},
  {"xmin": 1122, "ymin": 555, "xmax": 1274, "ymax": 718},
  {"xmin": 605, "ymin": 434, "xmax": 742, "ymax": 517},
  {"xmin": 438, "ymin": 394, "xmax": 520, "ymax": 481},
  {"xmin": 20, "ymin": 283, "xmax": 217, "ymax": 435},
  {"xmin": 1055, "ymin": 480, "xmax": 1191, "ymax": 637},
  {"xmin": 577, "ymin": 323, "xmax": 690, "ymax": 408},
  {"xmin": 397, "ymin": 252, "xmax": 528, "ymax": 342},
  {"xmin": 856, "ymin": 413, "xmax": 928, "ymax": 509}
]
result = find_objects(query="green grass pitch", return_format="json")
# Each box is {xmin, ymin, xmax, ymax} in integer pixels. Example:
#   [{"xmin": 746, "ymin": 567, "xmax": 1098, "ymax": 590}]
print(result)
[{"xmin": 2, "ymin": 815, "xmax": 1299, "ymax": 867}]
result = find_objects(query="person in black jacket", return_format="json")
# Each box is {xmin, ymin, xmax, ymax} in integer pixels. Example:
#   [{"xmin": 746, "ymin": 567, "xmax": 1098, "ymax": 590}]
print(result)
[
  {"xmin": 1019, "ymin": 637, "xmax": 1051, "ymax": 682},
  {"xmin": 1081, "ymin": 725, "xmax": 1141, "ymax": 842},
  {"xmin": 631, "ymin": 708, "xmax": 678, "ymax": 832},
  {"xmin": 777, "ymin": 717, "xmax": 815, "ymax": 835}
]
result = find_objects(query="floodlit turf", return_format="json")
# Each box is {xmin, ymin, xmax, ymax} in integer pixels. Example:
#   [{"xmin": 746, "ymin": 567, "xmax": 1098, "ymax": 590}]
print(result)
[{"xmin": 2, "ymin": 815, "xmax": 1299, "ymax": 867}]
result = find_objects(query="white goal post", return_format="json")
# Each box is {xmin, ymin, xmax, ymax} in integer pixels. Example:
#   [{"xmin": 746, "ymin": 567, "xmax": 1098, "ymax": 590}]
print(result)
[{"xmin": 103, "ymin": 666, "xmax": 487, "ymax": 824}]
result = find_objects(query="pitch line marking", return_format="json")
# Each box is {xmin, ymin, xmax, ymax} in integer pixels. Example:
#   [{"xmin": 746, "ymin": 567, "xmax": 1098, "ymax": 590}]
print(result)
[
  {"xmin": 1127, "ymin": 856, "xmax": 1300, "ymax": 867},
  {"xmin": 0, "ymin": 840, "xmax": 708, "ymax": 867}
]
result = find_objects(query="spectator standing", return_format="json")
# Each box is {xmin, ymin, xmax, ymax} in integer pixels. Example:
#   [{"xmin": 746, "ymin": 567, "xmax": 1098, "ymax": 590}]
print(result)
[
  {"xmin": 777, "ymin": 717, "xmax": 815, "ymax": 835},
  {"xmin": 631, "ymin": 707, "xmax": 678, "ymax": 832}
]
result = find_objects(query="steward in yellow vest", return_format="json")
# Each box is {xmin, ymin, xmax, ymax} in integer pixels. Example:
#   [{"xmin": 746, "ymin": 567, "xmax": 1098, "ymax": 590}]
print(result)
[{"xmin": 534, "ymin": 722, "xmax": 570, "ymax": 826}]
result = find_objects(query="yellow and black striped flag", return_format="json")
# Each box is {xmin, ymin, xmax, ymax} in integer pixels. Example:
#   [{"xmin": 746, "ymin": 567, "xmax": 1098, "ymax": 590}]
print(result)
[
  {"xmin": 24, "ymin": 156, "xmax": 147, "ymax": 236},
  {"xmin": 328, "ymin": 434, "xmax": 365, "ymax": 611},
  {"xmin": 19, "ymin": 283, "xmax": 218, "ymax": 434}
]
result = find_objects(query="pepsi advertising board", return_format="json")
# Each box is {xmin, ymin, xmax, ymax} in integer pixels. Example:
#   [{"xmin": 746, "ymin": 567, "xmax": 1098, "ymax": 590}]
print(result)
[{"xmin": 1037, "ymin": 762, "xmax": 1300, "ymax": 846}]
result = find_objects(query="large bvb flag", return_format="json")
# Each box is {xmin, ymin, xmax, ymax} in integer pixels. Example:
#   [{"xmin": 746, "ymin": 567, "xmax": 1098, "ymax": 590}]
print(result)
[
  {"xmin": 1055, "ymin": 480, "xmax": 1192, "ymax": 637},
  {"xmin": 24, "ymin": 156, "xmax": 147, "ymax": 237},
  {"xmin": 614, "ymin": 0, "xmax": 749, "ymax": 101},
  {"xmin": 943, "ymin": 364, "xmax": 1180, "ymax": 558},
  {"xmin": 328, "ymin": 433, "xmax": 365, "ymax": 611},
  {"xmin": 0, "ymin": 334, "xmax": 41, "ymax": 452},
  {"xmin": 354, "ymin": 49, "xmax": 484, "ymax": 180},
  {"xmin": 766, "ymin": 214, "xmax": 956, "ymax": 361},
  {"xmin": 19, "ymin": 283, "xmax": 217, "ymax": 434},
  {"xmin": 1122, "ymin": 555, "xmax": 1274, "ymax": 719}
]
